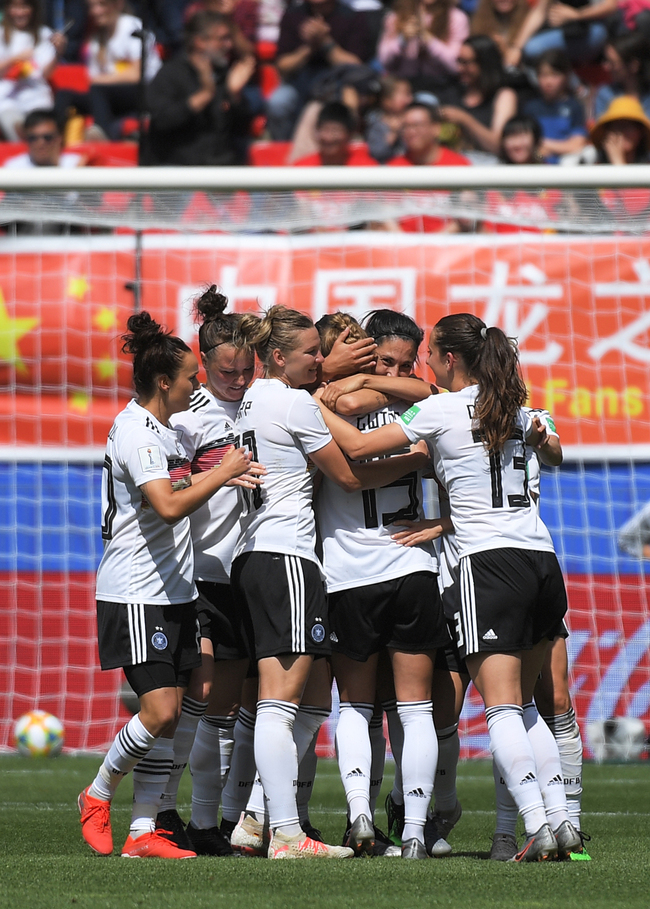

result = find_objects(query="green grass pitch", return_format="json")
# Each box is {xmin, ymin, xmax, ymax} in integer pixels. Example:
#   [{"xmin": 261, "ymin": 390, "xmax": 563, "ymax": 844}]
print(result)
[{"xmin": 1, "ymin": 756, "xmax": 648, "ymax": 909}]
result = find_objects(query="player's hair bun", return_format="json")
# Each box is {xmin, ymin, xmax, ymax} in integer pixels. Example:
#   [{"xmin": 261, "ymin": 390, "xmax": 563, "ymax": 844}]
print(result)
[
  {"xmin": 194, "ymin": 285, "xmax": 228, "ymax": 324},
  {"xmin": 122, "ymin": 311, "xmax": 165, "ymax": 355}
]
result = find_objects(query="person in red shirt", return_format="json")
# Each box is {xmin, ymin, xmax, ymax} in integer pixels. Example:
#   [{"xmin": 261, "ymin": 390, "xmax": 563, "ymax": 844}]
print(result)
[
  {"xmin": 293, "ymin": 101, "xmax": 377, "ymax": 165},
  {"xmin": 388, "ymin": 101, "xmax": 470, "ymax": 231}
]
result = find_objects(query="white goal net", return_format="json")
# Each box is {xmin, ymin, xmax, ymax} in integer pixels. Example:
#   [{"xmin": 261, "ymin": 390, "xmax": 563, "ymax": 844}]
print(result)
[{"xmin": 1, "ymin": 165, "xmax": 649, "ymax": 756}]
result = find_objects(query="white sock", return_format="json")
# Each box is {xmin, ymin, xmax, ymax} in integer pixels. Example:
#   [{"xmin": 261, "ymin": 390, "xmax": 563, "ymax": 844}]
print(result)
[
  {"xmin": 294, "ymin": 705, "xmax": 329, "ymax": 762},
  {"xmin": 297, "ymin": 731, "xmax": 318, "ymax": 826},
  {"xmin": 485, "ymin": 704, "xmax": 547, "ymax": 837},
  {"xmin": 254, "ymin": 699, "xmax": 301, "ymax": 835},
  {"xmin": 131, "ymin": 737, "xmax": 174, "ymax": 838},
  {"xmin": 492, "ymin": 759, "xmax": 518, "ymax": 837},
  {"xmin": 221, "ymin": 707, "xmax": 256, "ymax": 823},
  {"xmin": 434, "ymin": 723, "xmax": 460, "ymax": 814},
  {"xmin": 161, "ymin": 696, "xmax": 207, "ymax": 812},
  {"xmin": 383, "ymin": 698, "xmax": 404, "ymax": 805},
  {"xmin": 189, "ymin": 714, "xmax": 236, "ymax": 829},
  {"xmin": 398, "ymin": 701, "xmax": 437, "ymax": 844},
  {"xmin": 542, "ymin": 708, "xmax": 583, "ymax": 829},
  {"xmin": 245, "ymin": 773, "xmax": 267, "ymax": 820},
  {"xmin": 336, "ymin": 701, "xmax": 373, "ymax": 823},
  {"xmin": 523, "ymin": 703, "xmax": 569, "ymax": 829},
  {"xmin": 369, "ymin": 711, "xmax": 386, "ymax": 819},
  {"xmin": 90, "ymin": 713, "xmax": 156, "ymax": 802}
]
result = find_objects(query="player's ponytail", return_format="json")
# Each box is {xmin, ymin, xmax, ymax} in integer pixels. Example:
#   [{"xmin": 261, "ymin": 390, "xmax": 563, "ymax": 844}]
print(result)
[
  {"xmin": 434, "ymin": 313, "xmax": 527, "ymax": 454},
  {"xmin": 238, "ymin": 305, "xmax": 314, "ymax": 374},
  {"xmin": 121, "ymin": 311, "xmax": 191, "ymax": 398}
]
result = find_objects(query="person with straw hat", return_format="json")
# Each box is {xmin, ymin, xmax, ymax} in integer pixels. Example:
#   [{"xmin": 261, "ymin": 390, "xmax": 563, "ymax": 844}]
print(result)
[{"xmin": 590, "ymin": 94, "xmax": 650, "ymax": 163}]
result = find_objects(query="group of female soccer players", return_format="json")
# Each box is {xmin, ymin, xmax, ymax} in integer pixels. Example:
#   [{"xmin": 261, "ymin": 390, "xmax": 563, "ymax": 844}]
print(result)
[{"xmin": 77, "ymin": 291, "xmax": 588, "ymax": 862}]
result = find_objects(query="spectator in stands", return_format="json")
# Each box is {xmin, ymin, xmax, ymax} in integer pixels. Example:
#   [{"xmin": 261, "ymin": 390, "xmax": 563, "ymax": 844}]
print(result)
[
  {"xmin": 184, "ymin": 0, "xmax": 264, "ymax": 116},
  {"xmin": 387, "ymin": 100, "xmax": 470, "ymax": 231},
  {"xmin": 365, "ymin": 75, "xmax": 413, "ymax": 163},
  {"xmin": 590, "ymin": 94, "xmax": 650, "ymax": 163},
  {"xmin": 595, "ymin": 33, "xmax": 650, "ymax": 121},
  {"xmin": 522, "ymin": 50, "xmax": 587, "ymax": 163},
  {"xmin": 2, "ymin": 107, "xmax": 84, "ymax": 167},
  {"xmin": 293, "ymin": 100, "xmax": 377, "ymax": 164},
  {"xmin": 504, "ymin": 0, "xmax": 615, "ymax": 67},
  {"xmin": 43, "ymin": 0, "xmax": 87, "ymax": 62},
  {"xmin": 438, "ymin": 35, "xmax": 517, "ymax": 158},
  {"xmin": 469, "ymin": 0, "xmax": 529, "ymax": 62},
  {"xmin": 267, "ymin": 0, "xmax": 372, "ymax": 140},
  {"xmin": 390, "ymin": 100, "xmax": 470, "ymax": 166},
  {"xmin": 186, "ymin": 0, "xmax": 259, "ymax": 51},
  {"xmin": 2, "ymin": 107, "xmax": 86, "ymax": 235},
  {"xmin": 485, "ymin": 114, "xmax": 561, "ymax": 232},
  {"xmin": 146, "ymin": 11, "xmax": 253, "ymax": 165},
  {"xmin": 53, "ymin": 0, "xmax": 161, "ymax": 141},
  {"xmin": 0, "ymin": 0, "xmax": 67, "ymax": 139},
  {"xmin": 500, "ymin": 113, "xmax": 542, "ymax": 162},
  {"xmin": 377, "ymin": 0, "xmax": 469, "ymax": 93}
]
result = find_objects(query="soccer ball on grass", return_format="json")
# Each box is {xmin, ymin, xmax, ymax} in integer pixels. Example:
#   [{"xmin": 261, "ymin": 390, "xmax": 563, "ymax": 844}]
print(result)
[{"xmin": 13, "ymin": 709, "xmax": 64, "ymax": 757}]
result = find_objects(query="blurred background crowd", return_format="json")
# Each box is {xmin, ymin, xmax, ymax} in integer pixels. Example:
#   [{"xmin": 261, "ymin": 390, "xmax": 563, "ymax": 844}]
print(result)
[{"xmin": 2, "ymin": 0, "xmax": 650, "ymax": 192}]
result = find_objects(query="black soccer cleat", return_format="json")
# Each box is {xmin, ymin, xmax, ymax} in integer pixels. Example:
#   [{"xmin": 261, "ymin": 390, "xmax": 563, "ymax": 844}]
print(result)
[
  {"xmin": 186, "ymin": 822, "xmax": 235, "ymax": 856},
  {"xmin": 155, "ymin": 809, "xmax": 194, "ymax": 852}
]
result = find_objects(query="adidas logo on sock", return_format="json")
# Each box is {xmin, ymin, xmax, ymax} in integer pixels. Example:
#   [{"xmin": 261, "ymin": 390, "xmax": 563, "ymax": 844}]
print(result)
[
  {"xmin": 346, "ymin": 768, "xmax": 364, "ymax": 778},
  {"xmin": 549, "ymin": 774, "xmax": 563, "ymax": 786},
  {"xmin": 482, "ymin": 628, "xmax": 498, "ymax": 641},
  {"xmin": 406, "ymin": 787, "xmax": 427, "ymax": 798},
  {"xmin": 520, "ymin": 772, "xmax": 537, "ymax": 785}
]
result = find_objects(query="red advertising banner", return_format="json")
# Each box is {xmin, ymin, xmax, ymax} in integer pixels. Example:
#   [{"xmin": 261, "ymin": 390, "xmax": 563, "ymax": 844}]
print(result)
[{"xmin": 1, "ymin": 234, "xmax": 650, "ymax": 453}]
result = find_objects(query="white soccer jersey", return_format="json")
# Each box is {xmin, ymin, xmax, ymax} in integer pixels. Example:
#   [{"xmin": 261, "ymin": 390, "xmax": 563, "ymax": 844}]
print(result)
[
  {"xmin": 171, "ymin": 387, "xmax": 241, "ymax": 583},
  {"xmin": 96, "ymin": 399, "xmax": 197, "ymax": 605},
  {"xmin": 85, "ymin": 15, "xmax": 161, "ymax": 82},
  {"xmin": 432, "ymin": 473, "xmax": 459, "ymax": 593},
  {"xmin": 525, "ymin": 407, "xmax": 559, "ymax": 502},
  {"xmin": 0, "ymin": 27, "xmax": 55, "ymax": 112},
  {"xmin": 398, "ymin": 386, "xmax": 555, "ymax": 558},
  {"xmin": 316, "ymin": 402, "xmax": 436, "ymax": 593},
  {"xmin": 233, "ymin": 378, "xmax": 332, "ymax": 564}
]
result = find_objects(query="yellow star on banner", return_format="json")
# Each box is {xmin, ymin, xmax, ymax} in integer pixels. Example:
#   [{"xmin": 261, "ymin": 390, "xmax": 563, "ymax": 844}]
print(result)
[
  {"xmin": 67, "ymin": 275, "xmax": 90, "ymax": 300},
  {"xmin": 69, "ymin": 392, "xmax": 91, "ymax": 414},
  {"xmin": 0, "ymin": 288, "xmax": 39, "ymax": 374},
  {"xmin": 95, "ymin": 356, "xmax": 118, "ymax": 380},
  {"xmin": 93, "ymin": 307, "xmax": 117, "ymax": 332}
]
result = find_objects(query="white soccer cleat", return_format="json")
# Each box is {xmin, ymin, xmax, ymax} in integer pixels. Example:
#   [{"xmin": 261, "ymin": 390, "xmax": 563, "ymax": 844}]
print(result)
[
  {"xmin": 268, "ymin": 830, "xmax": 354, "ymax": 859},
  {"xmin": 230, "ymin": 812, "xmax": 268, "ymax": 857}
]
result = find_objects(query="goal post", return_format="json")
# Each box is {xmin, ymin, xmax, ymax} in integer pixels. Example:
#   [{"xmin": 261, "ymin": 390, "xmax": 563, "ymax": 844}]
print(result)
[{"xmin": 1, "ymin": 166, "xmax": 649, "ymax": 756}]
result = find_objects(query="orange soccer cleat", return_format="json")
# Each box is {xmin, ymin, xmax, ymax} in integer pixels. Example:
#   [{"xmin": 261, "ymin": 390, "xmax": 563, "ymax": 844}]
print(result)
[
  {"xmin": 121, "ymin": 830, "xmax": 197, "ymax": 859},
  {"xmin": 78, "ymin": 786, "xmax": 113, "ymax": 856}
]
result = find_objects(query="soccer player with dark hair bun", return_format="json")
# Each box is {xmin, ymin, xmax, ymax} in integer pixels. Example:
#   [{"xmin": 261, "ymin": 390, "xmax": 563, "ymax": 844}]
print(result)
[
  {"xmin": 78, "ymin": 311, "xmax": 262, "ymax": 860},
  {"xmin": 155, "ymin": 287, "xmax": 257, "ymax": 856}
]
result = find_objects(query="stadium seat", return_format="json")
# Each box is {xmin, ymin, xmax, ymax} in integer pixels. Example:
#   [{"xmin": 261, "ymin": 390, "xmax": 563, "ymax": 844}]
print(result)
[
  {"xmin": 49, "ymin": 64, "xmax": 90, "ymax": 94},
  {"xmin": 248, "ymin": 141, "xmax": 292, "ymax": 165}
]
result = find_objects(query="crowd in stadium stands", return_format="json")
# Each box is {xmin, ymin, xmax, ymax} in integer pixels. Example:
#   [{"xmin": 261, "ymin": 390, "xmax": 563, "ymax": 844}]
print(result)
[{"xmin": 2, "ymin": 0, "xmax": 650, "ymax": 221}]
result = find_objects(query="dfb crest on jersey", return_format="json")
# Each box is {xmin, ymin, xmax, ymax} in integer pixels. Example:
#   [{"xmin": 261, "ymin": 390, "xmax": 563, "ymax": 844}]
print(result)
[
  {"xmin": 151, "ymin": 631, "xmax": 168, "ymax": 651},
  {"xmin": 311, "ymin": 623, "xmax": 325, "ymax": 644}
]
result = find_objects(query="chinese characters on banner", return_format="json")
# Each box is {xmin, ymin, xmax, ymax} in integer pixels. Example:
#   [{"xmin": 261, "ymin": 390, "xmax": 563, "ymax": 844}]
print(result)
[{"xmin": 1, "ymin": 234, "xmax": 649, "ymax": 753}]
